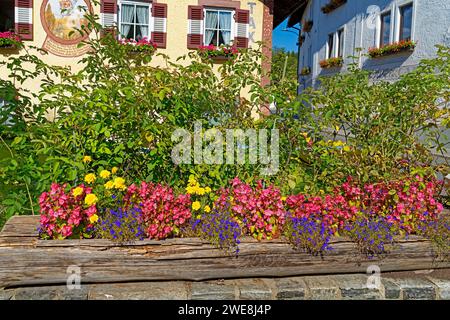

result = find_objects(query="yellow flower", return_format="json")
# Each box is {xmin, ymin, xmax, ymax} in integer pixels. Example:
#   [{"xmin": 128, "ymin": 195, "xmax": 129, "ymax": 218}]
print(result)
[
  {"xmin": 281, "ymin": 196, "xmax": 287, "ymax": 202},
  {"xmin": 301, "ymin": 132, "xmax": 308, "ymax": 138},
  {"xmin": 104, "ymin": 180, "xmax": 114, "ymax": 189},
  {"xmin": 186, "ymin": 186, "xmax": 196, "ymax": 194},
  {"xmin": 205, "ymin": 187, "xmax": 212, "ymax": 193},
  {"xmin": 89, "ymin": 214, "xmax": 99, "ymax": 224},
  {"xmin": 113, "ymin": 177, "xmax": 126, "ymax": 190},
  {"xmin": 100, "ymin": 170, "xmax": 111, "ymax": 179},
  {"xmin": 85, "ymin": 193, "xmax": 98, "ymax": 206},
  {"xmin": 333, "ymin": 140, "xmax": 344, "ymax": 147},
  {"xmin": 82, "ymin": 156, "xmax": 92, "ymax": 163},
  {"xmin": 72, "ymin": 187, "xmax": 84, "ymax": 197},
  {"xmin": 204, "ymin": 205, "xmax": 211, "ymax": 213},
  {"xmin": 196, "ymin": 187, "xmax": 206, "ymax": 195},
  {"xmin": 84, "ymin": 173, "xmax": 96, "ymax": 184},
  {"xmin": 111, "ymin": 167, "xmax": 118, "ymax": 174},
  {"xmin": 188, "ymin": 175, "xmax": 197, "ymax": 185},
  {"xmin": 192, "ymin": 201, "xmax": 201, "ymax": 211},
  {"xmin": 343, "ymin": 145, "xmax": 351, "ymax": 152}
]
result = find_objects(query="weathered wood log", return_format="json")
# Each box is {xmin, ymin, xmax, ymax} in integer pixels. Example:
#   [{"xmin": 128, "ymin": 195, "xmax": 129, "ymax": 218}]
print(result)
[{"xmin": 0, "ymin": 215, "xmax": 449, "ymax": 289}]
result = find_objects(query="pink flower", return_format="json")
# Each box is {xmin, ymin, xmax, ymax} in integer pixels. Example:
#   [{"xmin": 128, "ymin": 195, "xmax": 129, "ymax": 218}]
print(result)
[{"xmin": 61, "ymin": 225, "xmax": 73, "ymax": 238}]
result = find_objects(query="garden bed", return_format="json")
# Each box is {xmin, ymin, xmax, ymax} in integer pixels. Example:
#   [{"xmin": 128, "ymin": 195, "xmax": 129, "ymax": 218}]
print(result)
[{"xmin": 1, "ymin": 214, "xmax": 449, "ymax": 290}]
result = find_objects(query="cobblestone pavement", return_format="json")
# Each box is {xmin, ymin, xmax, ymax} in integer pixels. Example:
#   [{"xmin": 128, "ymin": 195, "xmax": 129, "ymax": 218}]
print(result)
[{"xmin": 1, "ymin": 269, "xmax": 449, "ymax": 300}]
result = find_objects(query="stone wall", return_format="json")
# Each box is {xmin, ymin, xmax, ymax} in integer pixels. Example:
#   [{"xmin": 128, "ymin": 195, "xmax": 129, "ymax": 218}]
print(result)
[{"xmin": 1, "ymin": 272, "xmax": 449, "ymax": 300}]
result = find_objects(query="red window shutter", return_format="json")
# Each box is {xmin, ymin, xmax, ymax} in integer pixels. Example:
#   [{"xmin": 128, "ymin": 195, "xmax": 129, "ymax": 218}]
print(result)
[
  {"xmin": 14, "ymin": 0, "xmax": 33, "ymax": 40},
  {"xmin": 100, "ymin": 0, "xmax": 117, "ymax": 38},
  {"xmin": 152, "ymin": 3, "xmax": 167, "ymax": 48},
  {"xmin": 187, "ymin": 5, "xmax": 204, "ymax": 49},
  {"xmin": 234, "ymin": 9, "xmax": 249, "ymax": 49}
]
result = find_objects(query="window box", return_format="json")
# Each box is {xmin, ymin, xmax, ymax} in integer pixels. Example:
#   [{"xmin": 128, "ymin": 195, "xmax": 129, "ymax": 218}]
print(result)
[
  {"xmin": 300, "ymin": 67, "xmax": 311, "ymax": 76},
  {"xmin": 118, "ymin": 38, "xmax": 157, "ymax": 56},
  {"xmin": 319, "ymin": 57, "xmax": 343, "ymax": 69},
  {"xmin": 0, "ymin": 32, "xmax": 22, "ymax": 51},
  {"xmin": 199, "ymin": 45, "xmax": 239, "ymax": 61},
  {"xmin": 368, "ymin": 40, "xmax": 416, "ymax": 58},
  {"xmin": 303, "ymin": 20, "xmax": 313, "ymax": 33},
  {"xmin": 321, "ymin": 0, "xmax": 347, "ymax": 14},
  {"xmin": 208, "ymin": 55, "xmax": 232, "ymax": 62},
  {"xmin": 299, "ymin": 35, "xmax": 306, "ymax": 46}
]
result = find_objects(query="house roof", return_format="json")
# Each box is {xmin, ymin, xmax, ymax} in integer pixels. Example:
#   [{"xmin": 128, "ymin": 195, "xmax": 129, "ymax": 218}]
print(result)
[{"xmin": 273, "ymin": 0, "xmax": 308, "ymax": 28}]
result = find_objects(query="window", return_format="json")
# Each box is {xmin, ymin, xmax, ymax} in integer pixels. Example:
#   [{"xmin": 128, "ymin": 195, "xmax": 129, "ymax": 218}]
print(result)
[
  {"xmin": 380, "ymin": 11, "xmax": 391, "ymax": 46},
  {"xmin": 399, "ymin": 3, "xmax": 413, "ymax": 41},
  {"xmin": 337, "ymin": 28, "xmax": 344, "ymax": 57},
  {"xmin": 0, "ymin": 0, "xmax": 14, "ymax": 32},
  {"xmin": 204, "ymin": 9, "xmax": 233, "ymax": 46},
  {"xmin": 327, "ymin": 33, "xmax": 334, "ymax": 58},
  {"xmin": 118, "ymin": 1, "xmax": 151, "ymax": 40}
]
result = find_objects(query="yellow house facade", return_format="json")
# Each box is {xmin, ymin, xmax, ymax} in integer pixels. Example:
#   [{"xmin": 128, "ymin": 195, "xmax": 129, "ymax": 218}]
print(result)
[{"xmin": 0, "ymin": 0, "xmax": 274, "ymax": 86}]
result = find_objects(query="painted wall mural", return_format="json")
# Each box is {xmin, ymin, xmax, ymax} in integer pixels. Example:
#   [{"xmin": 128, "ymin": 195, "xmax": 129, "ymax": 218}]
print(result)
[{"xmin": 41, "ymin": 0, "xmax": 93, "ymax": 57}]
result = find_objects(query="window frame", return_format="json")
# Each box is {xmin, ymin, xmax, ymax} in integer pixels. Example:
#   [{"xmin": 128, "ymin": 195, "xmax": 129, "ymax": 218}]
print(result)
[
  {"xmin": 337, "ymin": 27, "xmax": 345, "ymax": 58},
  {"xmin": 117, "ymin": 0, "xmax": 153, "ymax": 40},
  {"xmin": 398, "ymin": 2, "xmax": 414, "ymax": 41},
  {"xmin": 203, "ymin": 7, "xmax": 235, "ymax": 46},
  {"xmin": 379, "ymin": 10, "xmax": 392, "ymax": 47},
  {"xmin": 327, "ymin": 32, "xmax": 334, "ymax": 59}
]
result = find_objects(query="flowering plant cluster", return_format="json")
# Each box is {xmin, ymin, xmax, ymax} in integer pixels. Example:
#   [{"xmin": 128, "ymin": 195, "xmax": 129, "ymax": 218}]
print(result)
[
  {"xmin": 368, "ymin": 40, "xmax": 416, "ymax": 58},
  {"xmin": 118, "ymin": 37, "xmax": 157, "ymax": 54},
  {"xmin": 343, "ymin": 216, "xmax": 398, "ymax": 258},
  {"xmin": 215, "ymin": 178, "xmax": 285, "ymax": 240},
  {"xmin": 38, "ymin": 157, "xmax": 445, "ymax": 258},
  {"xmin": 319, "ymin": 57, "xmax": 343, "ymax": 69},
  {"xmin": 284, "ymin": 214, "xmax": 333, "ymax": 256},
  {"xmin": 286, "ymin": 175, "xmax": 443, "ymax": 236},
  {"xmin": 185, "ymin": 175, "xmax": 213, "ymax": 217},
  {"xmin": 0, "ymin": 32, "xmax": 22, "ymax": 48},
  {"xmin": 198, "ymin": 44, "xmax": 239, "ymax": 59},
  {"xmin": 39, "ymin": 183, "xmax": 98, "ymax": 239},
  {"xmin": 96, "ymin": 206, "xmax": 145, "ymax": 243},
  {"xmin": 190, "ymin": 205, "xmax": 242, "ymax": 256},
  {"xmin": 286, "ymin": 192, "xmax": 356, "ymax": 235},
  {"xmin": 125, "ymin": 182, "xmax": 192, "ymax": 240},
  {"xmin": 337, "ymin": 175, "xmax": 443, "ymax": 233},
  {"xmin": 417, "ymin": 213, "xmax": 450, "ymax": 260}
]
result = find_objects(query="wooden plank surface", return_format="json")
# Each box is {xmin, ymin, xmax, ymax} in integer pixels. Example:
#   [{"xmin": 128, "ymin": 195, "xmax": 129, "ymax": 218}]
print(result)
[{"xmin": 0, "ymin": 215, "xmax": 449, "ymax": 289}]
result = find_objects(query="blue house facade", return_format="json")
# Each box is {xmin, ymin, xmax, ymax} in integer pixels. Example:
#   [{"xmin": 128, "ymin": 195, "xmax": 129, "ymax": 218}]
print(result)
[{"xmin": 287, "ymin": 0, "xmax": 450, "ymax": 91}]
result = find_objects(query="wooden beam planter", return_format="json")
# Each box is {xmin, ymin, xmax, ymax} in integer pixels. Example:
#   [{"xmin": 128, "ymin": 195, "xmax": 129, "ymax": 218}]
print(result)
[{"xmin": 0, "ymin": 215, "xmax": 449, "ymax": 290}]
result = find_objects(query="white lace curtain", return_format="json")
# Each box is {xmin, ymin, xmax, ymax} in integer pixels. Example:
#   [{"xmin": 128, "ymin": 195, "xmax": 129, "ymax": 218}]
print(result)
[
  {"xmin": 219, "ymin": 12, "xmax": 231, "ymax": 45},
  {"xmin": 120, "ymin": 4, "xmax": 134, "ymax": 38},
  {"xmin": 205, "ymin": 11, "xmax": 218, "ymax": 45},
  {"xmin": 120, "ymin": 4, "xmax": 149, "ymax": 39},
  {"xmin": 136, "ymin": 5, "xmax": 149, "ymax": 39},
  {"xmin": 205, "ymin": 11, "xmax": 232, "ymax": 46}
]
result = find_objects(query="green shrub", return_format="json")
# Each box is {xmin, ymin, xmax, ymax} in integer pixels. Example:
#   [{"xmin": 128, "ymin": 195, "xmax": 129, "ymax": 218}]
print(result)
[{"xmin": 0, "ymin": 8, "xmax": 448, "ymax": 229}]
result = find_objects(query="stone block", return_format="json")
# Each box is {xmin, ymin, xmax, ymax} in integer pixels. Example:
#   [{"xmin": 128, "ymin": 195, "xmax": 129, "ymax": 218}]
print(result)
[{"xmin": 275, "ymin": 277, "xmax": 306, "ymax": 300}]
